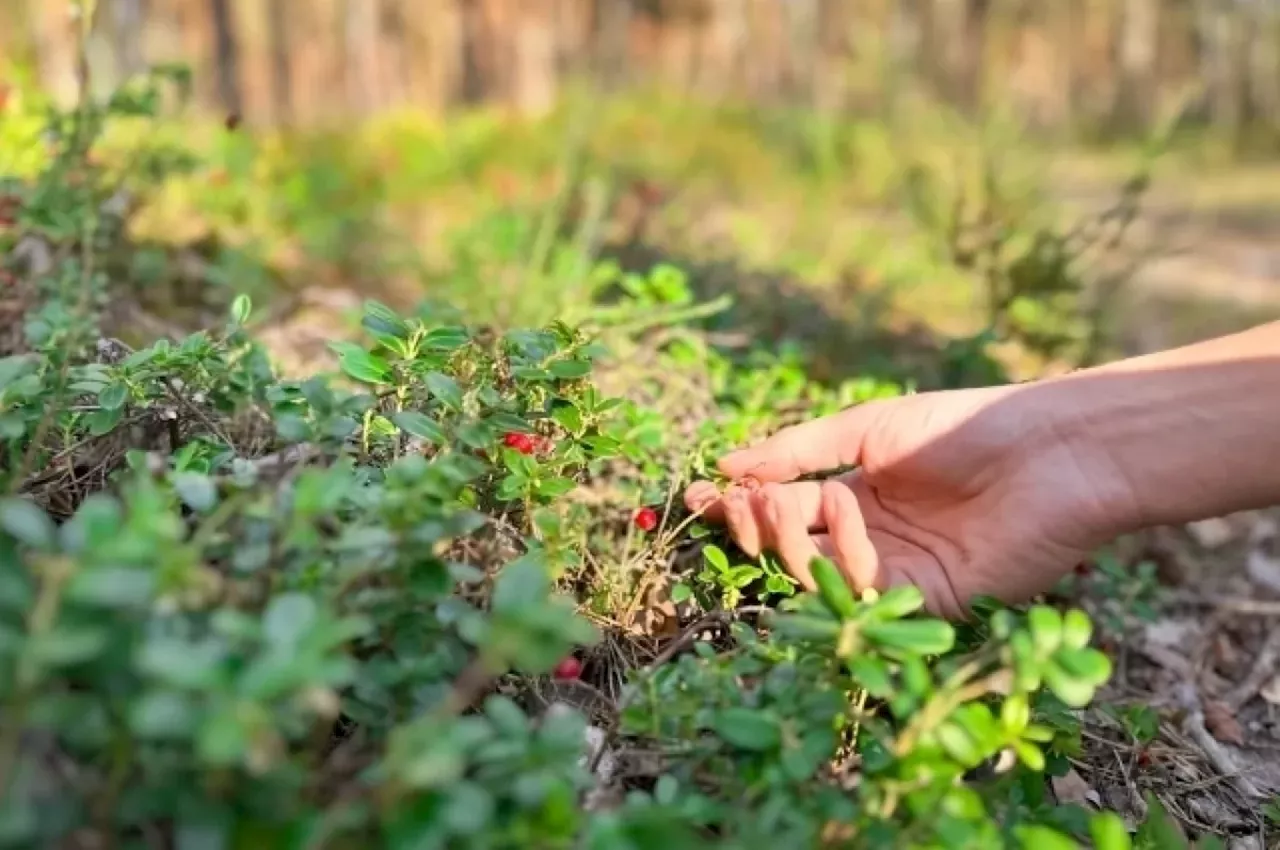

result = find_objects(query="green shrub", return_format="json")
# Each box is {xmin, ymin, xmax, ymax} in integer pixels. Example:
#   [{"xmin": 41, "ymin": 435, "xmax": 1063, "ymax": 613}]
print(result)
[{"xmin": 0, "ymin": 61, "xmax": 1213, "ymax": 850}]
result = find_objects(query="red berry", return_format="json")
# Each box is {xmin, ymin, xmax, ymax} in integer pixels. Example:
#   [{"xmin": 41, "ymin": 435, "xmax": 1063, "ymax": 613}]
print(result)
[
  {"xmin": 503, "ymin": 432, "xmax": 535, "ymax": 455},
  {"xmin": 634, "ymin": 507, "xmax": 659, "ymax": 532},
  {"xmin": 1136, "ymin": 748, "xmax": 1152, "ymax": 768},
  {"xmin": 1074, "ymin": 561, "xmax": 1092, "ymax": 577},
  {"xmin": 552, "ymin": 656, "xmax": 581, "ymax": 680}
]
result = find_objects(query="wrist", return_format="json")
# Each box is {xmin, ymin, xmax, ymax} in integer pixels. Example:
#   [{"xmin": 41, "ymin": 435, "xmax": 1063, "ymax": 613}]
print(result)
[{"xmin": 1045, "ymin": 324, "xmax": 1280, "ymax": 533}]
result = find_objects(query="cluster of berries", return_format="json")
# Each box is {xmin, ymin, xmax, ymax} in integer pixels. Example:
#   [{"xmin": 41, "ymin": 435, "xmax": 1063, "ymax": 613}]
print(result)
[{"xmin": 502, "ymin": 431, "xmax": 551, "ymax": 456}]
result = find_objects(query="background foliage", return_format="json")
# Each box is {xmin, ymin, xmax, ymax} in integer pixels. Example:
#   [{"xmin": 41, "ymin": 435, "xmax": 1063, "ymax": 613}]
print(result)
[{"xmin": 1, "ymin": 3, "xmax": 1279, "ymax": 848}]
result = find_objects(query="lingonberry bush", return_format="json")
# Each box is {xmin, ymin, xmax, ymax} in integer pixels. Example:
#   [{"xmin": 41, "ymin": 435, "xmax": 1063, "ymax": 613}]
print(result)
[{"xmin": 0, "ymin": 65, "xmax": 1220, "ymax": 850}]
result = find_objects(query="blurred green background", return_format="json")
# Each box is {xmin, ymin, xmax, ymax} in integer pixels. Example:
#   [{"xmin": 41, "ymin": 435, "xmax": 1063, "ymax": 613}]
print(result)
[{"xmin": 4, "ymin": 0, "xmax": 1280, "ymax": 380}]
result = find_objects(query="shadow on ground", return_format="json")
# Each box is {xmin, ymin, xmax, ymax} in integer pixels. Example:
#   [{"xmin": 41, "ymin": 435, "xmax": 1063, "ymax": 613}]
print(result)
[{"xmin": 603, "ymin": 239, "xmax": 991, "ymax": 392}]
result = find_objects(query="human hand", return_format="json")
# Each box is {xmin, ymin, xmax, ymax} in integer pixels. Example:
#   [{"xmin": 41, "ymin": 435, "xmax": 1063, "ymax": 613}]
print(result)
[{"xmin": 684, "ymin": 382, "xmax": 1138, "ymax": 619}]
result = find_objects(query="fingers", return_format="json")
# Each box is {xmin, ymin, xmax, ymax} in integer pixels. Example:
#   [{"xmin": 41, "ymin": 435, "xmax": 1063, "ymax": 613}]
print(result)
[
  {"xmin": 684, "ymin": 476, "xmax": 859, "ymax": 557},
  {"xmin": 759, "ymin": 484, "xmax": 821, "ymax": 591},
  {"xmin": 684, "ymin": 480, "xmax": 720, "ymax": 516},
  {"xmin": 717, "ymin": 403, "xmax": 881, "ymax": 484},
  {"xmin": 821, "ymin": 480, "xmax": 880, "ymax": 592}
]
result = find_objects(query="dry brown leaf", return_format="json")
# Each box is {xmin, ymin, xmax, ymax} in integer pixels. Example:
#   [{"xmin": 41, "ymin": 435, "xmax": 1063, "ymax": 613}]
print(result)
[
  {"xmin": 1051, "ymin": 767, "xmax": 1100, "ymax": 808},
  {"xmin": 1204, "ymin": 700, "xmax": 1245, "ymax": 746},
  {"xmin": 1212, "ymin": 632, "xmax": 1242, "ymax": 672},
  {"xmin": 1187, "ymin": 517, "xmax": 1235, "ymax": 549},
  {"xmin": 1260, "ymin": 674, "xmax": 1280, "ymax": 706},
  {"xmin": 1246, "ymin": 517, "xmax": 1280, "ymax": 593}
]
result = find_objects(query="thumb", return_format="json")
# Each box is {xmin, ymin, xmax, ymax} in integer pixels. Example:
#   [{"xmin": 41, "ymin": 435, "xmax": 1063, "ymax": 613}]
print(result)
[{"xmin": 718, "ymin": 403, "xmax": 882, "ymax": 484}]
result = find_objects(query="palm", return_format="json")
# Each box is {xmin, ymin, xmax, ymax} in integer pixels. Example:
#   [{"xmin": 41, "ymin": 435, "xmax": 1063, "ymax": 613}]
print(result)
[{"xmin": 688, "ymin": 387, "xmax": 1118, "ymax": 619}]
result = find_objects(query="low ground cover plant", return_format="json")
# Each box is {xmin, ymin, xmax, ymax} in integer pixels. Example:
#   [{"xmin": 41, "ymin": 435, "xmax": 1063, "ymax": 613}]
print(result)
[{"xmin": 0, "ymin": 63, "xmax": 1219, "ymax": 850}]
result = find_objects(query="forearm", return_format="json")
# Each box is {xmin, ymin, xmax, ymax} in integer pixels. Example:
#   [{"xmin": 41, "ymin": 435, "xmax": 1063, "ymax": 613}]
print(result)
[{"xmin": 1052, "ymin": 321, "xmax": 1280, "ymax": 532}]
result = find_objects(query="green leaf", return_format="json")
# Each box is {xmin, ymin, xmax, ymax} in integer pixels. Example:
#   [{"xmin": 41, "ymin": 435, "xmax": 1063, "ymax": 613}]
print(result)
[
  {"xmin": 0, "ymin": 413, "xmax": 23, "ymax": 440},
  {"xmin": 868, "ymin": 584, "xmax": 924, "ymax": 619},
  {"xmin": 1134, "ymin": 793, "xmax": 1186, "ymax": 850},
  {"xmin": 420, "ymin": 326, "xmax": 470, "ymax": 351},
  {"xmin": 0, "ymin": 498, "xmax": 56, "ymax": 550},
  {"xmin": 764, "ymin": 573, "xmax": 795, "ymax": 596},
  {"xmin": 172, "ymin": 472, "xmax": 219, "ymax": 513},
  {"xmin": 1001, "ymin": 694, "xmax": 1030, "ymax": 735},
  {"xmin": 861, "ymin": 619, "xmax": 955, "ymax": 656},
  {"xmin": 483, "ymin": 695, "xmax": 529, "ymax": 738},
  {"xmin": 936, "ymin": 721, "xmax": 982, "ymax": 767},
  {"xmin": 0, "ymin": 354, "xmax": 34, "ymax": 389},
  {"xmin": 548, "ymin": 359, "xmax": 591, "ymax": 380},
  {"xmin": 391, "ymin": 411, "xmax": 445, "ymax": 444},
  {"xmin": 98, "ymin": 382, "xmax": 128, "ymax": 411},
  {"xmin": 710, "ymin": 707, "xmax": 782, "ymax": 751},
  {"xmin": 485, "ymin": 412, "xmax": 534, "ymax": 433},
  {"xmin": 1042, "ymin": 659, "xmax": 1096, "ymax": 708},
  {"xmin": 550, "ymin": 402, "xmax": 584, "ymax": 435},
  {"xmin": 810, "ymin": 557, "xmax": 856, "ymax": 619},
  {"xmin": 512, "ymin": 365, "xmax": 552, "ymax": 383},
  {"xmin": 1089, "ymin": 812, "xmax": 1132, "ymax": 850},
  {"xmin": 535, "ymin": 477, "xmax": 576, "ymax": 499},
  {"xmin": 492, "ymin": 553, "xmax": 550, "ymax": 614},
  {"xmin": 1013, "ymin": 825, "xmax": 1079, "ymax": 850},
  {"xmin": 443, "ymin": 782, "xmax": 494, "ymax": 835},
  {"xmin": 130, "ymin": 691, "xmax": 197, "ymax": 740},
  {"xmin": 702, "ymin": 545, "xmax": 729, "ymax": 573},
  {"xmin": 263, "ymin": 593, "xmax": 318, "ymax": 647},
  {"xmin": 425, "ymin": 372, "xmax": 463, "ymax": 410},
  {"xmin": 230, "ymin": 293, "xmax": 252, "ymax": 325},
  {"xmin": 333, "ymin": 347, "xmax": 391, "ymax": 384},
  {"xmin": 362, "ymin": 300, "xmax": 410, "ymax": 339},
  {"xmin": 85, "ymin": 406, "xmax": 123, "ymax": 436},
  {"xmin": 1011, "ymin": 631, "xmax": 1042, "ymax": 691},
  {"xmin": 1061, "ymin": 608, "xmax": 1093, "ymax": 650},
  {"xmin": 67, "ymin": 567, "xmax": 155, "ymax": 609},
  {"xmin": 670, "ymin": 583, "xmax": 693, "ymax": 604},
  {"xmin": 770, "ymin": 613, "xmax": 840, "ymax": 642},
  {"xmin": 1054, "ymin": 647, "xmax": 1112, "ymax": 687},
  {"xmin": 1028, "ymin": 606, "xmax": 1063, "ymax": 655},
  {"xmin": 198, "ymin": 710, "xmax": 249, "ymax": 766},
  {"xmin": 1014, "ymin": 740, "xmax": 1046, "ymax": 771},
  {"xmin": 846, "ymin": 655, "xmax": 893, "ymax": 698},
  {"xmin": 29, "ymin": 627, "xmax": 108, "ymax": 667}
]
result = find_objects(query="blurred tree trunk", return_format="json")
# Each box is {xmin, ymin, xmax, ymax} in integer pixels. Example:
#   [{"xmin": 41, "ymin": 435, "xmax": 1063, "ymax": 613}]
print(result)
[
  {"xmin": 209, "ymin": 0, "xmax": 242, "ymax": 118},
  {"xmin": 513, "ymin": 3, "xmax": 556, "ymax": 116},
  {"xmin": 591, "ymin": 0, "xmax": 633, "ymax": 89},
  {"xmin": 1196, "ymin": 0, "xmax": 1243, "ymax": 140},
  {"xmin": 32, "ymin": 1, "xmax": 79, "ymax": 104},
  {"xmin": 1245, "ymin": 1, "xmax": 1280, "ymax": 135},
  {"xmin": 265, "ymin": 0, "xmax": 292, "ymax": 123},
  {"xmin": 342, "ymin": 0, "xmax": 380, "ymax": 116},
  {"xmin": 109, "ymin": 0, "xmax": 145, "ymax": 79},
  {"xmin": 928, "ymin": 0, "xmax": 988, "ymax": 110},
  {"xmin": 1114, "ymin": 0, "xmax": 1158, "ymax": 131}
]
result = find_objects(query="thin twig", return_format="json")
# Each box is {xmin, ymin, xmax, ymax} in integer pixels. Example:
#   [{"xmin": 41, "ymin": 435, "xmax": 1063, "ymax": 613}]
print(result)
[
  {"xmin": 1174, "ymin": 682, "xmax": 1262, "ymax": 800},
  {"xmin": 1223, "ymin": 624, "xmax": 1280, "ymax": 711}
]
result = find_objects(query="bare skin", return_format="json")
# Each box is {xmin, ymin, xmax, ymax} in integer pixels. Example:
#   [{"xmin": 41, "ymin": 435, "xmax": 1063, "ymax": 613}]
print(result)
[{"xmin": 685, "ymin": 322, "xmax": 1280, "ymax": 620}]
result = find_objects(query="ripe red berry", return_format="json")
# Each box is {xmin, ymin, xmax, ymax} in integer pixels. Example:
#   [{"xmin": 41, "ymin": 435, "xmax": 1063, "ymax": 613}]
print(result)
[
  {"xmin": 1136, "ymin": 748, "xmax": 1152, "ymax": 768},
  {"xmin": 552, "ymin": 656, "xmax": 581, "ymax": 681},
  {"xmin": 503, "ymin": 432, "xmax": 535, "ymax": 455},
  {"xmin": 633, "ymin": 507, "xmax": 658, "ymax": 532}
]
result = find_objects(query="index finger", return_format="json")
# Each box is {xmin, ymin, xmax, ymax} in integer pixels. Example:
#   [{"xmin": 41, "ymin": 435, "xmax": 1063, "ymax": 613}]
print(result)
[{"xmin": 717, "ymin": 403, "xmax": 881, "ymax": 484}]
